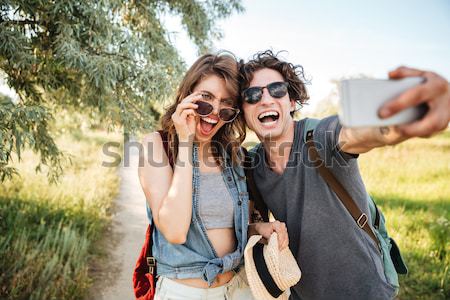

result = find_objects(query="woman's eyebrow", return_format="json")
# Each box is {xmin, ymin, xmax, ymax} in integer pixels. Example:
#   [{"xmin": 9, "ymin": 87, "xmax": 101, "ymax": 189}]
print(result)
[
  {"xmin": 220, "ymin": 98, "xmax": 234, "ymax": 105},
  {"xmin": 200, "ymin": 90, "xmax": 213, "ymax": 96},
  {"xmin": 200, "ymin": 90, "xmax": 234, "ymax": 104}
]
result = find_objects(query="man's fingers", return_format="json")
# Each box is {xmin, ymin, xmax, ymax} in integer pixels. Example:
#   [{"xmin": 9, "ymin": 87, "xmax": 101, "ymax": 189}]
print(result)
[
  {"xmin": 382, "ymin": 67, "xmax": 449, "ymax": 136},
  {"xmin": 271, "ymin": 221, "xmax": 289, "ymax": 250},
  {"xmin": 272, "ymin": 221, "xmax": 286, "ymax": 232},
  {"xmin": 380, "ymin": 71, "xmax": 447, "ymax": 118},
  {"xmin": 382, "ymin": 66, "xmax": 425, "ymax": 118},
  {"xmin": 278, "ymin": 232, "xmax": 289, "ymax": 250},
  {"xmin": 396, "ymin": 104, "xmax": 448, "ymax": 137},
  {"xmin": 388, "ymin": 66, "xmax": 425, "ymax": 79},
  {"xmin": 378, "ymin": 84, "xmax": 428, "ymax": 118}
]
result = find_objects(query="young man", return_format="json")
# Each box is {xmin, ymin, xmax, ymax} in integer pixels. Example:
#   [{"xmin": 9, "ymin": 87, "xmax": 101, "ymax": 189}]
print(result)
[{"xmin": 239, "ymin": 50, "xmax": 450, "ymax": 300}]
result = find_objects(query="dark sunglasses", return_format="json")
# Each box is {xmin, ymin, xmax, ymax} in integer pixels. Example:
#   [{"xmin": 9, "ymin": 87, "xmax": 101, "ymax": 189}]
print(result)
[
  {"xmin": 196, "ymin": 100, "xmax": 240, "ymax": 123},
  {"xmin": 242, "ymin": 81, "xmax": 289, "ymax": 104}
]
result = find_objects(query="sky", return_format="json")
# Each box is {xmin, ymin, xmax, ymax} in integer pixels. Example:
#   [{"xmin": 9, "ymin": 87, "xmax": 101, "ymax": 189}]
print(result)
[
  {"xmin": 2, "ymin": 0, "xmax": 449, "ymax": 110},
  {"xmin": 166, "ymin": 0, "xmax": 450, "ymax": 111}
]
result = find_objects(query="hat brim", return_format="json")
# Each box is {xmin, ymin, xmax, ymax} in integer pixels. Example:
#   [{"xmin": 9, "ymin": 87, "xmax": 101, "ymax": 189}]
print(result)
[{"xmin": 244, "ymin": 235, "xmax": 289, "ymax": 300}]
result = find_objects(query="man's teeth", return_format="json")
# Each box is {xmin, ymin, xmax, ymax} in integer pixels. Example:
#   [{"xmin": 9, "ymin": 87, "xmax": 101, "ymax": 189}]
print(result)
[
  {"xmin": 258, "ymin": 111, "xmax": 279, "ymax": 119},
  {"xmin": 202, "ymin": 117, "xmax": 218, "ymax": 124}
]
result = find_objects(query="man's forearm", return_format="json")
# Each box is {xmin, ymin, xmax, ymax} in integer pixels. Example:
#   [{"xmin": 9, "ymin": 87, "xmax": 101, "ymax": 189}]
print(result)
[{"xmin": 339, "ymin": 126, "xmax": 408, "ymax": 154}]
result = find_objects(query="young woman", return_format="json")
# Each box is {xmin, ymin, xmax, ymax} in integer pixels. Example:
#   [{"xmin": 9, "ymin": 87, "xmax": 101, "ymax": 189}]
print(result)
[{"xmin": 138, "ymin": 52, "xmax": 288, "ymax": 299}]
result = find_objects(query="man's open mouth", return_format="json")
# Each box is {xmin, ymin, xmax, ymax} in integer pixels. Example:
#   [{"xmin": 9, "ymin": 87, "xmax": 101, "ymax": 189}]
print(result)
[{"xmin": 258, "ymin": 110, "xmax": 279, "ymax": 126}]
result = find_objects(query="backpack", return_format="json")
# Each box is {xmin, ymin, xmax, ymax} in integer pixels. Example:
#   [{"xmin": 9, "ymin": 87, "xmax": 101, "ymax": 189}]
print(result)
[
  {"xmin": 245, "ymin": 118, "xmax": 407, "ymax": 292},
  {"xmin": 132, "ymin": 224, "xmax": 157, "ymax": 300}
]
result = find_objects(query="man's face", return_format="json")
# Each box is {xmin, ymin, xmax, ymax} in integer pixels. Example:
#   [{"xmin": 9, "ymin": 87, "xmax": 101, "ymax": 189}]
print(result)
[{"xmin": 242, "ymin": 68, "xmax": 295, "ymax": 140}]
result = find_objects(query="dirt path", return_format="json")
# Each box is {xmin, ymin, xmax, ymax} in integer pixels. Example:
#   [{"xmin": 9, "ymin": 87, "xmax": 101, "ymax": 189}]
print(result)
[{"xmin": 88, "ymin": 144, "xmax": 148, "ymax": 300}]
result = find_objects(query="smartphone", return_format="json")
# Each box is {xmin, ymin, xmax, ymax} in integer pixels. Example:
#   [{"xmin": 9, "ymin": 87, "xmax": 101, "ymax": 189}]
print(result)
[{"xmin": 338, "ymin": 77, "xmax": 428, "ymax": 127}]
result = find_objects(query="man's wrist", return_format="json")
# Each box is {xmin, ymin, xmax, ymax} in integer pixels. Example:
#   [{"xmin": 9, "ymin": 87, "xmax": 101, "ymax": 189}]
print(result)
[{"xmin": 376, "ymin": 126, "xmax": 407, "ymax": 146}]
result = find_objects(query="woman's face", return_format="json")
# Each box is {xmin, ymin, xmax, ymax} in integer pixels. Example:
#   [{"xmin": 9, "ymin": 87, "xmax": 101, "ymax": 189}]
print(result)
[{"xmin": 191, "ymin": 74, "xmax": 236, "ymax": 143}]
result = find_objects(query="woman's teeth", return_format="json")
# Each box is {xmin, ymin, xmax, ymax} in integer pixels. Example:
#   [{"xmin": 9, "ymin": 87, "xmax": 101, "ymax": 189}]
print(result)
[{"xmin": 202, "ymin": 117, "xmax": 218, "ymax": 124}]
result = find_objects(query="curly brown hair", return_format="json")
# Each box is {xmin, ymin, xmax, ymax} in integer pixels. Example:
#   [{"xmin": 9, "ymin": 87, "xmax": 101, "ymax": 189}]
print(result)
[
  {"xmin": 239, "ymin": 50, "xmax": 310, "ymax": 116},
  {"xmin": 159, "ymin": 52, "xmax": 246, "ymax": 166}
]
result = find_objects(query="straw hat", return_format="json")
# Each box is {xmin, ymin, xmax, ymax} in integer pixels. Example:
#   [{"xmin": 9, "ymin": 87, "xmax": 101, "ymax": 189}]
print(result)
[{"xmin": 244, "ymin": 233, "xmax": 301, "ymax": 300}]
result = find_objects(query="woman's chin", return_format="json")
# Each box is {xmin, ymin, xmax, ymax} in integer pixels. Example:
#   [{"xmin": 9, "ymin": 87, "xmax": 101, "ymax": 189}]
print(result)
[
  {"xmin": 195, "ymin": 125, "xmax": 221, "ymax": 143},
  {"xmin": 195, "ymin": 124, "xmax": 222, "ymax": 143},
  {"xmin": 195, "ymin": 131, "xmax": 214, "ymax": 143}
]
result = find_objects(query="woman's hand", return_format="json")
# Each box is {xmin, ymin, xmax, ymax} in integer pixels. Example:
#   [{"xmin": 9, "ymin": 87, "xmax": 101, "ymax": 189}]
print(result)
[
  {"xmin": 171, "ymin": 92, "xmax": 202, "ymax": 142},
  {"xmin": 253, "ymin": 221, "xmax": 289, "ymax": 250}
]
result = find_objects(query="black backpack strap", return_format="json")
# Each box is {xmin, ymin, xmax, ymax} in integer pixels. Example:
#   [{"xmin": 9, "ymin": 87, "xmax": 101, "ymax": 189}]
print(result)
[
  {"xmin": 305, "ymin": 130, "xmax": 381, "ymax": 253},
  {"xmin": 373, "ymin": 201, "xmax": 381, "ymax": 229},
  {"xmin": 146, "ymin": 222, "xmax": 156, "ymax": 274},
  {"xmin": 242, "ymin": 147, "xmax": 269, "ymax": 222}
]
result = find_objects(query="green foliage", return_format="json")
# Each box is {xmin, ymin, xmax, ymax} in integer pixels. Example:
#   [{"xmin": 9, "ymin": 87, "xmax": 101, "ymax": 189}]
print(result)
[
  {"xmin": 0, "ymin": 0, "xmax": 243, "ymax": 181},
  {"xmin": 0, "ymin": 93, "xmax": 64, "ymax": 182},
  {"xmin": 0, "ymin": 129, "xmax": 120, "ymax": 299}
]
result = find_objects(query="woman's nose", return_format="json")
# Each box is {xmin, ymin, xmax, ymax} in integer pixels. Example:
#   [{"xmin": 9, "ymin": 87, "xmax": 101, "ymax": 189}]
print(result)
[{"xmin": 212, "ymin": 100, "xmax": 220, "ymax": 114}]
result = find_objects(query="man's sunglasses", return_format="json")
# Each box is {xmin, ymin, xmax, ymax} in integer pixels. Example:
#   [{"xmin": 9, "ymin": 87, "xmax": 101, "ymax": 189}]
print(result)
[
  {"xmin": 196, "ymin": 100, "xmax": 240, "ymax": 123},
  {"xmin": 242, "ymin": 81, "xmax": 289, "ymax": 104}
]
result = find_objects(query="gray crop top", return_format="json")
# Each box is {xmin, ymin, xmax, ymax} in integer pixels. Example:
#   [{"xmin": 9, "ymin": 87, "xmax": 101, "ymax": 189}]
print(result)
[{"xmin": 198, "ymin": 172, "xmax": 234, "ymax": 229}]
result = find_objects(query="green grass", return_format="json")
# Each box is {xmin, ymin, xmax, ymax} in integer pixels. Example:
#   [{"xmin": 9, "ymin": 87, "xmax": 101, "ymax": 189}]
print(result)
[
  {"xmin": 359, "ymin": 131, "xmax": 450, "ymax": 300},
  {"xmin": 0, "ymin": 130, "xmax": 120, "ymax": 300}
]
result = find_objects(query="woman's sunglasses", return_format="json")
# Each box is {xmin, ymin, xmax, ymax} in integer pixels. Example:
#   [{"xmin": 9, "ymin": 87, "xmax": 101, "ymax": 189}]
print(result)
[
  {"xmin": 196, "ymin": 100, "xmax": 240, "ymax": 123},
  {"xmin": 241, "ymin": 81, "xmax": 289, "ymax": 104}
]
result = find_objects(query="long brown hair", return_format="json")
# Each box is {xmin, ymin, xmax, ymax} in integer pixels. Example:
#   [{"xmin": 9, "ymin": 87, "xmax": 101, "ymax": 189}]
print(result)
[{"xmin": 160, "ymin": 51, "xmax": 246, "ymax": 166}]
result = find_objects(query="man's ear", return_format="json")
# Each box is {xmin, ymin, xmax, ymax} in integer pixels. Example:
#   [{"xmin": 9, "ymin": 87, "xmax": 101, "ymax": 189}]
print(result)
[{"xmin": 290, "ymin": 99, "xmax": 296, "ymax": 112}]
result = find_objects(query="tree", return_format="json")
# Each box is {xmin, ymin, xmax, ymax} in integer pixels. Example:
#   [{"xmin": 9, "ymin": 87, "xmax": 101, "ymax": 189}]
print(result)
[{"xmin": 0, "ymin": 0, "xmax": 243, "ymax": 181}]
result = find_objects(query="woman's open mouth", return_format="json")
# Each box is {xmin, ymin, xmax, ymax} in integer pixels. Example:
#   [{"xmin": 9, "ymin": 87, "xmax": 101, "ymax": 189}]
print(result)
[{"xmin": 199, "ymin": 116, "xmax": 218, "ymax": 136}]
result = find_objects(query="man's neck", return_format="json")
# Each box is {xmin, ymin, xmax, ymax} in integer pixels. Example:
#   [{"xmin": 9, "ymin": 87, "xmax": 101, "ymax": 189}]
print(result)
[{"xmin": 261, "ymin": 121, "xmax": 295, "ymax": 175}]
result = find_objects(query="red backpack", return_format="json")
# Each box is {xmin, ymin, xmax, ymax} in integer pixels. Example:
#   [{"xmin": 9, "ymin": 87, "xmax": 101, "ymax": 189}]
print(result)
[
  {"xmin": 132, "ymin": 223, "xmax": 157, "ymax": 300},
  {"xmin": 132, "ymin": 131, "xmax": 173, "ymax": 300}
]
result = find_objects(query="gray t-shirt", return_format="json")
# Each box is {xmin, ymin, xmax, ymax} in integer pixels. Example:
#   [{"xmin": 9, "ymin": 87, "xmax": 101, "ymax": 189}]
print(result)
[{"xmin": 251, "ymin": 116, "xmax": 396, "ymax": 300}]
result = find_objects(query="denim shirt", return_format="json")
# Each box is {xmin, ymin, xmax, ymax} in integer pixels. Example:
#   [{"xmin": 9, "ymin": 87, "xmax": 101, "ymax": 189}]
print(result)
[{"xmin": 146, "ymin": 144, "xmax": 249, "ymax": 286}]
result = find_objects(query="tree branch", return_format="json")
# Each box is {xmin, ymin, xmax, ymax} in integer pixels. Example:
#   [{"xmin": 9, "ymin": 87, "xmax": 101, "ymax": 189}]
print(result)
[{"xmin": 0, "ymin": 19, "xmax": 41, "ymax": 26}]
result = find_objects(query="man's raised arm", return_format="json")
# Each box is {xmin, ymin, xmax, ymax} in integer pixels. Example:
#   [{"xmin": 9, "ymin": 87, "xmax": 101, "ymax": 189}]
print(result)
[{"xmin": 339, "ymin": 66, "xmax": 450, "ymax": 154}]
